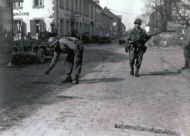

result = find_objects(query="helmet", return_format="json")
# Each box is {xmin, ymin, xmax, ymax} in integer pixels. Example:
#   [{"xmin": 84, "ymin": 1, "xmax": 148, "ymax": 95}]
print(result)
[
  {"xmin": 48, "ymin": 37, "xmax": 57, "ymax": 47},
  {"xmin": 134, "ymin": 18, "xmax": 142, "ymax": 25}
]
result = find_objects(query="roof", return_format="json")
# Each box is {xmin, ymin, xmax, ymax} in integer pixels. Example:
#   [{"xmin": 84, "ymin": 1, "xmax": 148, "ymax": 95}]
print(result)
[
  {"xmin": 85, "ymin": 0, "xmax": 102, "ymax": 9},
  {"xmin": 102, "ymin": 7, "xmax": 121, "ymax": 21}
]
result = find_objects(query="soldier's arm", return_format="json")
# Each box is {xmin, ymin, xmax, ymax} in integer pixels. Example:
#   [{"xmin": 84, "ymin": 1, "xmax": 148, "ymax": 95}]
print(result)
[{"xmin": 45, "ymin": 51, "xmax": 60, "ymax": 74}]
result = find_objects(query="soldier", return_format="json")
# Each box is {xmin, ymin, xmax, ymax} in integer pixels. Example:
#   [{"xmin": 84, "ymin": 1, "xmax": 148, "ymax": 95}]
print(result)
[
  {"xmin": 127, "ymin": 18, "xmax": 148, "ymax": 77},
  {"xmin": 181, "ymin": 20, "xmax": 190, "ymax": 70},
  {"xmin": 45, "ymin": 36, "xmax": 83, "ymax": 85}
]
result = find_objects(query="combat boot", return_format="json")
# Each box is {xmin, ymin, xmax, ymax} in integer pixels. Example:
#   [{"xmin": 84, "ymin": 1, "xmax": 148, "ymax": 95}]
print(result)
[
  {"xmin": 134, "ymin": 70, "xmax": 139, "ymax": 77},
  {"xmin": 62, "ymin": 74, "xmax": 72, "ymax": 83},
  {"xmin": 72, "ymin": 75, "xmax": 79, "ymax": 85},
  {"xmin": 130, "ymin": 69, "xmax": 134, "ymax": 76},
  {"xmin": 130, "ymin": 67, "xmax": 134, "ymax": 76}
]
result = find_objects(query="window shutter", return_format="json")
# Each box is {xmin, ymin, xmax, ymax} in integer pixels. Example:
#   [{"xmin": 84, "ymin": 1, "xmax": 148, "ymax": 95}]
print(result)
[
  {"xmin": 40, "ymin": 20, "xmax": 46, "ymax": 32},
  {"xmin": 30, "ymin": 20, "xmax": 36, "ymax": 35}
]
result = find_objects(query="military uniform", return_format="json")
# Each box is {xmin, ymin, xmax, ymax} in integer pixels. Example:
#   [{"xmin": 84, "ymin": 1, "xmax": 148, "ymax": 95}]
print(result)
[
  {"xmin": 46, "ymin": 37, "xmax": 83, "ymax": 84},
  {"xmin": 181, "ymin": 25, "xmax": 190, "ymax": 69},
  {"xmin": 128, "ymin": 19, "xmax": 148, "ymax": 77}
]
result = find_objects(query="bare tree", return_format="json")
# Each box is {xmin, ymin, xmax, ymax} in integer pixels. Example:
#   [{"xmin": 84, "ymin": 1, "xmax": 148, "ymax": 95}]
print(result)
[{"xmin": 173, "ymin": 0, "xmax": 190, "ymax": 20}]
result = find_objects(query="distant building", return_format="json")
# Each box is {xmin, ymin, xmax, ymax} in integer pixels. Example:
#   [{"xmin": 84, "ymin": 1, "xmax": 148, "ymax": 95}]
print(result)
[
  {"xmin": 101, "ymin": 9, "xmax": 114, "ymax": 37},
  {"xmin": 102, "ymin": 7, "xmax": 125, "ymax": 38},
  {"xmin": 13, "ymin": 0, "xmax": 104, "ymax": 39}
]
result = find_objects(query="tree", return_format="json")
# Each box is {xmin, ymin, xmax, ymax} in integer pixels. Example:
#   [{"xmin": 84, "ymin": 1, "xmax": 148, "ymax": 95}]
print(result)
[{"xmin": 173, "ymin": 0, "xmax": 190, "ymax": 20}]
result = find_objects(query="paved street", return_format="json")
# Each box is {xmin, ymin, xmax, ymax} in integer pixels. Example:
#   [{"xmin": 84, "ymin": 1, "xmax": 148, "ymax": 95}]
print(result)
[{"xmin": 0, "ymin": 44, "xmax": 190, "ymax": 136}]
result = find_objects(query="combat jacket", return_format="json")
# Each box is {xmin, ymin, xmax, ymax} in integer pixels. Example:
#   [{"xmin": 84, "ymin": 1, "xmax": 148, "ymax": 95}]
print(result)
[
  {"xmin": 58, "ymin": 37, "xmax": 81, "ymax": 51},
  {"xmin": 128, "ymin": 28, "xmax": 148, "ymax": 48},
  {"xmin": 46, "ymin": 37, "xmax": 83, "ymax": 73}
]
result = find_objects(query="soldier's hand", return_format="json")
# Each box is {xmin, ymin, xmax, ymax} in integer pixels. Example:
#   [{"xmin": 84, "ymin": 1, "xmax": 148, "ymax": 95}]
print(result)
[{"xmin": 45, "ymin": 71, "xmax": 50, "ymax": 75}]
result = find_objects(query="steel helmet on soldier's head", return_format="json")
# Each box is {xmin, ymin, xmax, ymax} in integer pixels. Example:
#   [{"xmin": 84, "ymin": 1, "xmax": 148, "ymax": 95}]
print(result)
[
  {"xmin": 48, "ymin": 37, "xmax": 57, "ymax": 47},
  {"xmin": 134, "ymin": 18, "xmax": 142, "ymax": 25}
]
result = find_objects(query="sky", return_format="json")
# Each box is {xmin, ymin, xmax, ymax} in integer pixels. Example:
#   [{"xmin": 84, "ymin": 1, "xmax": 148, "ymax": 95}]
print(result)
[{"xmin": 99, "ymin": 0, "xmax": 145, "ymax": 30}]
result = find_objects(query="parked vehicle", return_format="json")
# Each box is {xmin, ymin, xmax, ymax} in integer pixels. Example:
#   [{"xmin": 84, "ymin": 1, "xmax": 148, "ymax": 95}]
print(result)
[
  {"xmin": 91, "ymin": 36, "xmax": 111, "ymax": 44},
  {"xmin": 119, "ymin": 36, "xmax": 127, "ymax": 44},
  {"xmin": 12, "ymin": 32, "xmax": 57, "ymax": 64}
]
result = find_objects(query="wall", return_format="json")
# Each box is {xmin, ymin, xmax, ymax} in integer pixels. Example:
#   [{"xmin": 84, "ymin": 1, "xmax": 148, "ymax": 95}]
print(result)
[
  {"xmin": 13, "ymin": 0, "xmax": 54, "ymax": 35},
  {"xmin": 0, "ymin": 0, "xmax": 13, "ymax": 55}
]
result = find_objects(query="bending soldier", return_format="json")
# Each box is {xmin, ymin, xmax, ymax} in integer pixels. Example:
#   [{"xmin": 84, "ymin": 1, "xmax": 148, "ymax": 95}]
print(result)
[
  {"xmin": 45, "ymin": 36, "xmax": 83, "ymax": 85},
  {"xmin": 181, "ymin": 20, "xmax": 190, "ymax": 70},
  {"xmin": 127, "ymin": 18, "xmax": 148, "ymax": 77}
]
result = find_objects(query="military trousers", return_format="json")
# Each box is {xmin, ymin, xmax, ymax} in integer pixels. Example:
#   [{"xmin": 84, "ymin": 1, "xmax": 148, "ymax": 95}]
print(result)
[
  {"xmin": 129, "ymin": 48, "xmax": 144, "ymax": 72},
  {"xmin": 184, "ymin": 48, "xmax": 190, "ymax": 68},
  {"xmin": 65, "ymin": 44, "xmax": 84, "ymax": 76}
]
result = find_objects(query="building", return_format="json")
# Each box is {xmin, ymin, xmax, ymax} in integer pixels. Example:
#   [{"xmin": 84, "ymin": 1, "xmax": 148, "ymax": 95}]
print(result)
[
  {"xmin": 13, "ymin": 0, "xmax": 104, "ymax": 39},
  {"xmin": 101, "ymin": 9, "xmax": 114, "ymax": 37},
  {"xmin": 13, "ymin": 0, "xmax": 54, "ymax": 39},
  {"xmin": 102, "ymin": 7, "xmax": 125, "ymax": 39}
]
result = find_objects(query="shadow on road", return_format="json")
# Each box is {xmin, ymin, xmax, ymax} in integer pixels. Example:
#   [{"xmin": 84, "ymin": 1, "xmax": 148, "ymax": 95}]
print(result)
[
  {"xmin": 141, "ymin": 70, "xmax": 180, "ymax": 76},
  {"xmin": 80, "ymin": 77, "xmax": 125, "ymax": 84}
]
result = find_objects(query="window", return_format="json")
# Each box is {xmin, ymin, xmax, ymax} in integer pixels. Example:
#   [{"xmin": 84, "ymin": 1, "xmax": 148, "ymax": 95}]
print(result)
[
  {"xmin": 13, "ymin": 1, "xmax": 23, "ymax": 9},
  {"xmin": 60, "ymin": 0, "xmax": 64, "ymax": 9},
  {"xmin": 75, "ymin": 0, "xmax": 78, "ymax": 13},
  {"xmin": 79, "ymin": 0, "xmax": 82, "ymax": 14},
  {"xmin": 14, "ymin": 20, "xmax": 22, "ymax": 33},
  {"xmin": 71, "ymin": 0, "xmax": 74, "ymax": 12},
  {"xmin": 30, "ymin": 19, "xmax": 46, "ymax": 35},
  {"xmin": 91, "ymin": 5, "xmax": 93, "ymax": 19},
  {"xmin": 66, "ymin": 0, "xmax": 69, "ymax": 10},
  {"xmin": 87, "ymin": 4, "xmax": 89, "ymax": 17},
  {"xmin": 60, "ymin": 19, "xmax": 64, "ymax": 34},
  {"xmin": 83, "ymin": 2, "xmax": 86, "ymax": 16},
  {"xmin": 33, "ymin": 0, "xmax": 44, "ymax": 7}
]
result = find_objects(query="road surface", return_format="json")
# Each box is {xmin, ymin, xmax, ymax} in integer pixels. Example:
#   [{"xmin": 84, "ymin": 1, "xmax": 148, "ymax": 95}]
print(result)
[{"xmin": 0, "ymin": 44, "xmax": 190, "ymax": 136}]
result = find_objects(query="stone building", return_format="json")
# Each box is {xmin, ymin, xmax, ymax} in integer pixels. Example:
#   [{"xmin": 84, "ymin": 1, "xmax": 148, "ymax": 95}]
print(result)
[{"xmin": 13, "ymin": 0, "xmax": 105, "ymax": 39}]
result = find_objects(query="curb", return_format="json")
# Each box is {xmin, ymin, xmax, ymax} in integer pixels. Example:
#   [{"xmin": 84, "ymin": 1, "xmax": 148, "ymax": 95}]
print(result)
[{"xmin": 180, "ymin": 69, "xmax": 190, "ymax": 81}]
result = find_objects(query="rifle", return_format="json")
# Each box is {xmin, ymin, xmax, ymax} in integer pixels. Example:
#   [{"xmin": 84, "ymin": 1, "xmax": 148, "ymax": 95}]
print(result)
[
  {"xmin": 130, "ymin": 31, "xmax": 162, "ymax": 44},
  {"xmin": 125, "ymin": 31, "xmax": 162, "ymax": 53}
]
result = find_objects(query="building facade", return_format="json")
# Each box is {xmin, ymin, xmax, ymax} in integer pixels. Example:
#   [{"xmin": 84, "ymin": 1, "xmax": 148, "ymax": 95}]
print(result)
[
  {"xmin": 13, "ymin": 0, "xmax": 54, "ymax": 39},
  {"xmin": 102, "ymin": 7, "xmax": 126, "ymax": 39},
  {"xmin": 56, "ymin": 0, "xmax": 103, "ymax": 38},
  {"xmin": 101, "ymin": 9, "xmax": 114, "ymax": 37},
  {"xmin": 13, "ymin": 0, "xmax": 105, "ymax": 39}
]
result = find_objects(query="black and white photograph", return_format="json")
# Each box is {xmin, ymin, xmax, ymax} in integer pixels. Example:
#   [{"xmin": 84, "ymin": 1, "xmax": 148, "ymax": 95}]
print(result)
[{"xmin": 0, "ymin": 0, "xmax": 190, "ymax": 135}]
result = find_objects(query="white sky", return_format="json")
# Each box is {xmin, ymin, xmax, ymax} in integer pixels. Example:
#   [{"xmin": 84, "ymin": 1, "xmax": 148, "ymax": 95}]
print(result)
[{"xmin": 99, "ymin": 0, "xmax": 145, "ymax": 30}]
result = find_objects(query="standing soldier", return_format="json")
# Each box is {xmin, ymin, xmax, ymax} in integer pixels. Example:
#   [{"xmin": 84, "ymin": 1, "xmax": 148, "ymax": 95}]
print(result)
[
  {"xmin": 181, "ymin": 20, "xmax": 190, "ymax": 70},
  {"xmin": 45, "ymin": 36, "xmax": 83, "ymax": 85},
  {"xmin": 127, "ymin": 18, "xmax": 148, "ymax": 77}
]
